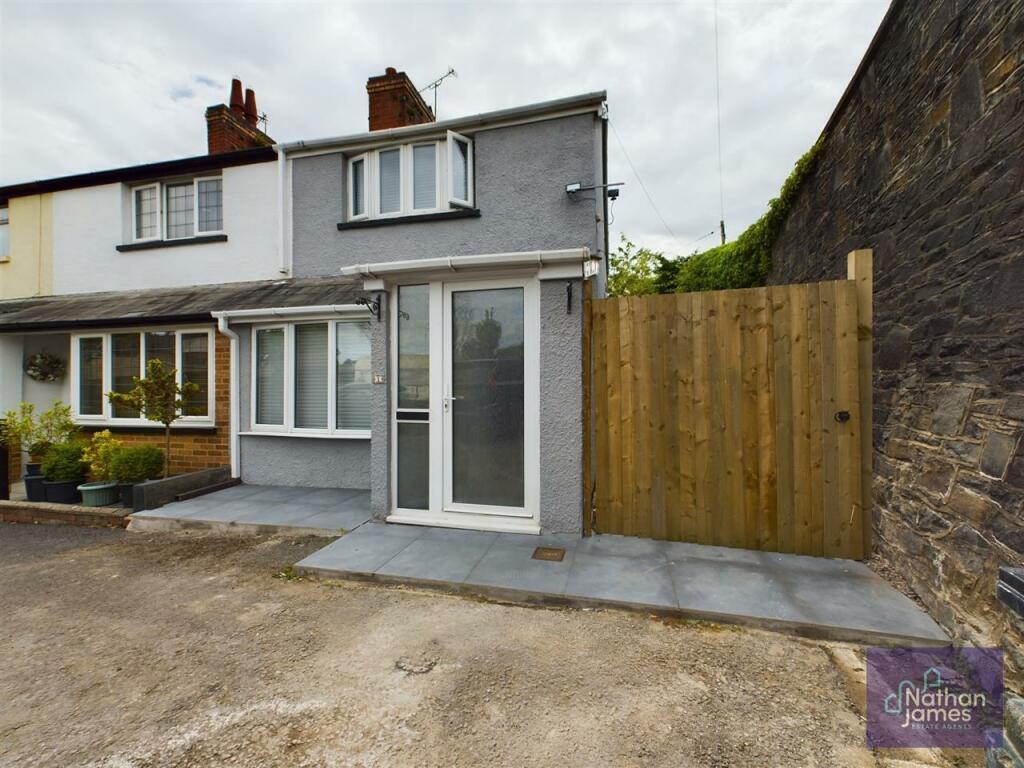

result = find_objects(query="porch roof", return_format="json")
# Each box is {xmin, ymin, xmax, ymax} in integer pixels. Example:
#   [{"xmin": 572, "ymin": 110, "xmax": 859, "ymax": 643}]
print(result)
[{"xmin": 0, "ymin": 277, "xmax": 365, "ymax": 332}]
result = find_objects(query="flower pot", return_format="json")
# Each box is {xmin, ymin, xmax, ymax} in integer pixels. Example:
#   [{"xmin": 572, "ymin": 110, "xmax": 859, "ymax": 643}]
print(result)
[
  {"xmin": 119, "ymin": 484, "xmax": 136, "ymax": 509},
  {"xmin": 25, "ymin": 462, "xmax": 42, "ymax": 476},
  {"xmin": 24, "ymin": 474, "xmax": 46, "ymax": 502},
  {"xmin": 77, "ymin": 481, "xmax": 119, "ymax": 507},
  {"xmin": 43, "ymin": 478, "xmax": 84, "ymax": 504}
]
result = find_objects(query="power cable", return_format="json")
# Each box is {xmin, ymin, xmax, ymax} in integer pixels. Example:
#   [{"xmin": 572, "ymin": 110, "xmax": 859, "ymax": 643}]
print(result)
[{"xmin": 608, "ymin": 116, "xmax": 676, "ymax": 241}]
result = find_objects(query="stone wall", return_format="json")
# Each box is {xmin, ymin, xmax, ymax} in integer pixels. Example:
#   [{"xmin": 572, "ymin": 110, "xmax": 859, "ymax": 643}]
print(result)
[{"xmin": 768, "ymin": 0, "xmax": 1024, "ymax": 688}]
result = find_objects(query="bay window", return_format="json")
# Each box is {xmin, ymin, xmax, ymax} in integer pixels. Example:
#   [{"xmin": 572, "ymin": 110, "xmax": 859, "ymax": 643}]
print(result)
[
  {"xmin": 251, "ymin": 320, "xmax": 371, "ymax": 437},
  {"xmin": 346, "ymin": 131, "xmax": 473, "ymax": 221},
  {"xmin": 129, "ymin": 177, "xmax": 223, "ymax": 243},
  {"xmin": 70, "ymin": 328, "xmax": 215, "ymax": 425}
]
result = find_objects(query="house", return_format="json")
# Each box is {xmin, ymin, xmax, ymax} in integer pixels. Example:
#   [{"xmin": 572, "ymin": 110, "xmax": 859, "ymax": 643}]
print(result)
[{"xmin": 0, "ymin": 69, "xmax": 609, "ymax": 536}]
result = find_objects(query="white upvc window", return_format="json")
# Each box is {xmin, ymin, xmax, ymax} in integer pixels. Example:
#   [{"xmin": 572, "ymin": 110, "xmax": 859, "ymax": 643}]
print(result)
[
  {"xmin": 129, "ymin": 177, "xmax": 224, "ymax": 242},
  {"xmin": 0, "ymin": 207, "xmax": 9, "ymax": 261},
  {"xmin": 70, "ymin": 327, "xmax": 217, "ymax": 427},
  {"xmin": 347, "ymin": 134, "xmax": 472, "ymax": 221},
  {"xmin": 251, "ymin": 320, "xmax": 372, "ymax": 438}
]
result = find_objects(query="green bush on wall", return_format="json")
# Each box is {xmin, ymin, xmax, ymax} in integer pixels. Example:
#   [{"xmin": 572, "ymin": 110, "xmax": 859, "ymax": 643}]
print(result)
[
  {"xmin": 110, "ymin": 445, "xmax": 165, "ymax": 485},
  {"xmin": 654, "ymin": 137, "xmax": 825, "ymax": 294}
]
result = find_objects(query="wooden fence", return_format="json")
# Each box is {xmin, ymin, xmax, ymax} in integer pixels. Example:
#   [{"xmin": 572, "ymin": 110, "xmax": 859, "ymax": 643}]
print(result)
[{"xmin": 583, "ymin": 251, "xmax": 872, "ymax": 560}]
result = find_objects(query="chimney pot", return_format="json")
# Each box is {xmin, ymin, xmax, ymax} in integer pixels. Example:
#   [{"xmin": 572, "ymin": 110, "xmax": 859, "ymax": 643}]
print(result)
[
  {"xmin": 230, "ymin": 78, "xmax": 245, "ymax": 118},
  {"xmin": 244, "ymin": 88, "xmax": 258, "ymax": 126},
  {"xmin": 385, "ymin": 67, "xmax": 397, "ymax": 76}
]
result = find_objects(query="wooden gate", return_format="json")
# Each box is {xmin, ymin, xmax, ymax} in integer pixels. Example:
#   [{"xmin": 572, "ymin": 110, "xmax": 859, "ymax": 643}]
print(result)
[{"xmin": 583, "ymin": 251, "xmax": 872, "ymax": 559}]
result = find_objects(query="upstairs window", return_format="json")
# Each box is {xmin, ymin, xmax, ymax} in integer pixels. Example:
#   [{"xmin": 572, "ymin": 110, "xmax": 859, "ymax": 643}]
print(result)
[
  {"xmin": 0, "ymin": 207, "xmax": 9, "ymax": 261},
  {"xmin": 346, "ymin": 131, "xmax": 473, "ymax": 221},
  {"xmin": 130, "ymin": 177, "xmax": 223, "ymax": 242}
]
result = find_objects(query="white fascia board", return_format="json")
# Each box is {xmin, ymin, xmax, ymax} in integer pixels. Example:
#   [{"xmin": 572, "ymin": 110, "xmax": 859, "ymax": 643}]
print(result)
[
  {"xmin": 211, "ymin": 304, "xmax": 368, "ymax": 322},
  {"xmin": 339, "ymin": 248, "xmax": 596, "ymax": 280}
]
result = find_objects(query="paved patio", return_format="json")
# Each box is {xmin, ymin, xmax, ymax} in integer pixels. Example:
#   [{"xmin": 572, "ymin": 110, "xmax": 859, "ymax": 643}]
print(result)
[
  {"xmin": 128, "ymin": 485, "xmax": 371, "ymax": 535},
  {"xmin": 295, "ymin": 523, "xmax": 949, "ymax": 646}
]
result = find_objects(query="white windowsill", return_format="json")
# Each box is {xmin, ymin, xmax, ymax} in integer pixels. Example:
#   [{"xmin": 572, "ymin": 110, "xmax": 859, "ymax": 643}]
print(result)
[
  {"xmin": 74, "ymin": 418, "xmax": 216, "ymax": 429},
  {"xmin": 239, "ymin": 431, "xmax": 371, "ymax": 440}
]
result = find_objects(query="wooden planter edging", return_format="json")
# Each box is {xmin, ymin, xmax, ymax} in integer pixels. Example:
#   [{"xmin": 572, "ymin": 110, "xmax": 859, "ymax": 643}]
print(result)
[
  {"xmin": 132, "ymin": 466, "xmax": 232, "ymax": 512},
  {"xmin": 0, "ymin": 500, "xmax": 131, "ymax": 529}
]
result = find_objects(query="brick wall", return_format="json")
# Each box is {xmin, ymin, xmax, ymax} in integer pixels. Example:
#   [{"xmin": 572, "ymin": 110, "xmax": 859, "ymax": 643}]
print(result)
[
  {"xmin": 768, "ymin": 0, "xmax": 1024, "ymax": 687},
  {"xmin": 8, "ymin": 448, "xmax": 21, "ymax": 486},
  {"xmin": 85, "ymin": 331, "xmax": 230, "ymax": 475},
  {"xmin": 366, "ymin": 68, "xmax": 434, "ymax": 131}
]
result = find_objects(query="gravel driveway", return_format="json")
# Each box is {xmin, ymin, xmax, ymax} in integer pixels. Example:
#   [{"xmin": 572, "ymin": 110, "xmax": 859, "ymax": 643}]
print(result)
[{"xmin": 0, "ymin": 524, "xmax": 974, "ymax": 768}]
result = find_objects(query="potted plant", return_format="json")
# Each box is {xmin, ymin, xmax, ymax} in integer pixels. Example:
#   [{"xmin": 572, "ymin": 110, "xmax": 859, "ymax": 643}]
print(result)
[
  {"xmin": 2, "ymin": 401, "xmax": 78, "ymax": 501},
  {"xmin": 77, "ymin": 430, "xmax": 122, "ymax": 507},
  {"xmin": 108, "ymin": 359, "xmax": 197, "ymax": 480},
  {"xmin": 41, "ymin": 441, "xmax": 89, "ymax": 504},
  {"xmin": 110, "ymin": 444, "xmax": 165, "ymax": 508}
]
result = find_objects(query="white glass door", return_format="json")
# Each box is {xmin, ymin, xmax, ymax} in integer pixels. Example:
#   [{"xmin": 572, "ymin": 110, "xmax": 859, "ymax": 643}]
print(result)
[{"xmin": 391, "ymin": 277, "xmax": 539, "ymax": 532}]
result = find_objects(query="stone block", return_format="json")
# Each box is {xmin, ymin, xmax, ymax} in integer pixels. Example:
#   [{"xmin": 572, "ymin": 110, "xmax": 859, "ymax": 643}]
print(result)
[
  {"xmin": 981, "ymin": 431, "xmax": 1020, "ymax": 479},
  {"xmin": 931, "ymin": 385, "xmax": 975, "ymax": 435},
  {"xmin": 878, "ymin": 324, "xmax": 912, "ymax": 370},
  {"xmin": 1004, "ymin": 396, "xmax": 1024, "ymax": 422},
  {"xmin": 944, "ymin": 485, "xmax": 1001, "ymax": 525},
  {"xmin": 942, "ymin": 439, "xmax": 982, "ymax": 464}
]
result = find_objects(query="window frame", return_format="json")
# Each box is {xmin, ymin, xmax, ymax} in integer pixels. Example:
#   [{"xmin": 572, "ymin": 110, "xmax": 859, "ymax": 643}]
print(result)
[
  {"xmin": 249, "ymin": 320, "xmax": 372, "ymax": 439},
  {"xmin": 346, "ymin": 136, "xmax": 471, "ymax": 223},
  {"xmin": 0, "ymin": 206, "xmax": 9, "ymax": 262},
  {"xmin": 447, "ymin": 130, "xmax": 474, "ymax": 209},
  {"xmin": 69, "ymin": 326, "xmax": 217, "ymax": 427},
  {"xmin": 129, "ymin": 175, "xmax": 225, "ymax": 244}
]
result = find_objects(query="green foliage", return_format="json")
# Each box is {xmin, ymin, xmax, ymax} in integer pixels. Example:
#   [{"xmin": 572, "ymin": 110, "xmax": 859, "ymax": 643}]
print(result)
[
  {"xmin": 107, "ymin": 359, "xmax": 198, "ymax": 478},
  {"xmin": 2, "ymin": 401, "xmax": 78, "ymax": 458},
  {"xmin": 607, "ymin": 235, "xmax": 660, "ymax": 297},
  {"xmin": 83, "ymin": 430, "xmax": 123, "ymax": 482},
  {"xmin": 655, "ymin": 138, "xmax": 825, "ymax": 294},
  {"xmin": 41, "ymin": 441, "xmax": 89, "ymax": 482},
  {"xmin": 109, "ymin": 445, "xmax": 165, "ymax": 485}
]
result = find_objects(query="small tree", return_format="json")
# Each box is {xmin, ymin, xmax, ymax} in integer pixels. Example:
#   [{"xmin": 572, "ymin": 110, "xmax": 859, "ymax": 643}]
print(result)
[
  {"xmin": 107, "ymin": 359, "xmax": 198, "ymax": 479},
  {"xmin": 3, "ymin": 401, "xmax": 78, "ymax": 459},
  {"xmin": 607, "ymin": 235, "xmax": 661, "ymax": 297}
]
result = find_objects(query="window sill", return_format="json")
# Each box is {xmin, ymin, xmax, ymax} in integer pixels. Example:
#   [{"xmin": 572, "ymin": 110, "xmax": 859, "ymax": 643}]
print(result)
[
  {"xmin": 116, "ymin": 234, "xmax": 228, "ymax": 252},
  {"xmin": 77, "ymin": 420, "xmax": 217, "ymax": 434},
  {"xmin": 337, "ymin": 208, "xmax": 480, "ymax": 231},
  {"xmin": 239, "ymin": 430, "xmax": 371, "ymax": 440}
]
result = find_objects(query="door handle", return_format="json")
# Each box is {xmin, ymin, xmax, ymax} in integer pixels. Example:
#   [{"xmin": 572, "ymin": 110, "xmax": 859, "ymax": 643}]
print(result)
[{"xmin": 443, "ymin": 395, "xmax": 461, "ymax": 412}]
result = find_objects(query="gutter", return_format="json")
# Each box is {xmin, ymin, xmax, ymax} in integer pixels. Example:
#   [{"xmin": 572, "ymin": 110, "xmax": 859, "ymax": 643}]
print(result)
[
  {"xmin": 338, "ymin": 248, "xmax": 596, "ymax": 278},
  {"xmin": 278, "ymin": 91, "xmax": 607, "ymax": 155},
  {"xmin": 275, "ymin": 145, "xmax": 289, "ymax": 275},
  {"xmin": 209, "ymin": 304, "xmax": 366, "ymax": 320}
]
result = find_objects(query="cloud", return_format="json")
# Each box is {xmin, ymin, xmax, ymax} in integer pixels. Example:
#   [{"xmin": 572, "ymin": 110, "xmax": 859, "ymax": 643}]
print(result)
[{"xmin": 0, "ymin": 0, "xmax": 888, "ymax": 254}]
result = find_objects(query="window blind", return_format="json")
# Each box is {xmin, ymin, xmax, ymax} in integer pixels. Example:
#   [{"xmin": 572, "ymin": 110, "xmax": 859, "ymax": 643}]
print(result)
[
  {"xmin": 294, "ymin": 323, "xmax": 328, "ymax": 429},
  {"xmin": 197, "ymin": 179, "xmax": 222, "ymax": 232},
  {"xmin": 412, "ymin": 144, "xmax": 436, "ymax": 210},
  {"xmin": 79, "ymin": 338, "xmax": 104, "ymax": 416},
  {"xmin": 134, "ymin": 187, "xmax": 158, "ymax": 240},
  {"xmin": 111, "ymin": 333, "xmax": 141, "ymax": 418},
  {"xmin": 165, "ymin": 182, "xmax": 194, "ymax": 238},
  {"xmin": 256, "ymin": 328, "xmax": 285, "ymax": 425},
  {"xmin": 336, "ymin": 322, "xmax": 371, "ymax": 431},
  {"xmin": 182, "ymin": 333, "xmax": 209, "ymax": 417},
  {"xmin": 351, "ymin": 158, "xmax": 365, "ymax": 217},
  {"xmin": 379, "ymin": 149, "xmax": 401, "ymax": 214}
]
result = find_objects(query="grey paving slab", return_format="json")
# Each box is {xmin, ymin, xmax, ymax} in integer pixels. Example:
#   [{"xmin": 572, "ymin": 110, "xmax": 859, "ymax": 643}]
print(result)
[
  {"xmin": 669, "ymin": 559, "xmax": 809, "ymax": 624},
  {"xmin": 492, "ymin": 532, "xmax": 582, "ymax": 551},
  {"xmin": 662, "ymin": 540, "xmax": 767, "ymax": 566},
  {"xmin": 201, "ymin": 485, "xmax": 268, "ymax": 502},
  {"xmin": 302, "ymin": 488, "xmax": 369, "ymax": 507},
  {"xmin": 575, "ymin": 534, "xmax": 666, "ymax": 559},
  {"xmin": 416, "ymin": 526, "xmax": 499, "ymax": 547},
  {"xmin": 465, "ymin": 541, "xmax": 575, "ymax": 594},
  {"xmin": 231, "ymin": 506, "xmax": 321, "ymax": 526},
  {"xmin": 296, "ymin": 524, "xmax": 420, "ymax": 573},
  {"xmin": 565, "ymin": 551, "xmax": 678, "ymax": 609},
  {"xmin": 295, "ymin": 509, "xmax": 371, "ymax": 532},
  {"xmin": 377, "ymin": 536, "xmax": 495, "ymax": 582}
]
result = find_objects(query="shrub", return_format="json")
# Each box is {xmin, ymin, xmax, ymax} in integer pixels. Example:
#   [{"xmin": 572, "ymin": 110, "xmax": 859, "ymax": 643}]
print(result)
[
  {"xmin": 41, "ymin": 442, "xmax": 89, "ymax": 482},
  {"xmin": 83, "ymin": 430, "xmax": 123, "ymax": 482},
  {"xmin": 3, "ymin": 401, "xmax": 78, "ymax": 459},
  {"xmin": 607, "ymin": 235, "xmax": 660, "ymax": 297},
  {"xmin": 110, "ymin": 445, "xmax": 165, "ymax": 485}
]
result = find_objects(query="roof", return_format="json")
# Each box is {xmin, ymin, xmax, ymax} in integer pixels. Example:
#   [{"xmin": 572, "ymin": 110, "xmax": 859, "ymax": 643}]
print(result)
[
  {"xmin": 278, "ymin": 90, "xmax": 608, "ymax": 155},
  {"xmin": 0, "ymin": 277, "xmax": 365, "ymax": 332},
  {"xmin": 0, "ymin": 147, "xmax": 276, "ymax": 205}
]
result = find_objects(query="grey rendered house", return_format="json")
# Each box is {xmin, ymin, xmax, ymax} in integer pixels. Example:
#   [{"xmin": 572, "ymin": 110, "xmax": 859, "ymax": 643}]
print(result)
[{"xmin": 216, "ymin": 71, "xmax": 609, "ymax": 536}]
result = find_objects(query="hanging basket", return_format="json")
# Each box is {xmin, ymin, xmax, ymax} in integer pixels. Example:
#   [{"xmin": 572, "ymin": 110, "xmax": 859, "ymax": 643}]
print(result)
[{"xmin": 24, "ymin": 353, "xmax": 66, "ymax": 382}]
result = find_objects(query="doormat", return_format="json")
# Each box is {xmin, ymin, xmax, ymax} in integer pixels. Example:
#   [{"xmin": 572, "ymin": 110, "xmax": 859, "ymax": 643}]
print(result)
[{"xmin": 532, "ymin": 547, "xmax": 566, "ymax": 562}]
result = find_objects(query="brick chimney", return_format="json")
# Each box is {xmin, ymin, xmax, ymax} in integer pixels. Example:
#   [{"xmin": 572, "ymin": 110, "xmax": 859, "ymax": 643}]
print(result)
[
  {"xmin": 367, "ymin": 67, "xmax": 434, "ymax": 131},
  {"xmin": 205, "ymin": 77, "xmax": 274, "ymax": 154}
]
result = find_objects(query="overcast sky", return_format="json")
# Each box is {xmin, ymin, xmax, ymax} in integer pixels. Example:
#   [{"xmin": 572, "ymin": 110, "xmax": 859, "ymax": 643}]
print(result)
[{"xmin": 0, "ymin": 0, "xmax": 887, "ymax": 258}]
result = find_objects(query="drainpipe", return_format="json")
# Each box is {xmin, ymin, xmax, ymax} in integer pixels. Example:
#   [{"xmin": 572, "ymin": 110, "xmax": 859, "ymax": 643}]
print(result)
[
  {"xmin": 214, "ymin": 313, "xmax": 240, "ymax": 479},
  {"xmin": 276, "ymin": 145, "xmax": 289, "ymax": 275}
]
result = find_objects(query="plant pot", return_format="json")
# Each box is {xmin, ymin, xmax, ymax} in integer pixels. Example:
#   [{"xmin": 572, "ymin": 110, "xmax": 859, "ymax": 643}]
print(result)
[
  {"xmin": 24, "ymin": 474, "xmax": 46, "ymax": 502},
  {"xmin": 25, "ymin": 462, "xmax": 42, "ymax": 476},
  {"xmin": 77, "ymin": 481, "xmax": 119, "ymax": 507},
  {"xmin": 119, "ymin": 484, "xmax": 136, "ymax": 509},
  {"xmin": 43, "ymin": 478, "xmax": 84, "ymax": 505}
]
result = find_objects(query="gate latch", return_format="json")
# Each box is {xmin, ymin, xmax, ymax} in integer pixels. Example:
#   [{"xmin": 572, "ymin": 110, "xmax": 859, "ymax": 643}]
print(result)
[{"xmin": 834, "ymin": 410, "xmax": 851, "ymax": 423}]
